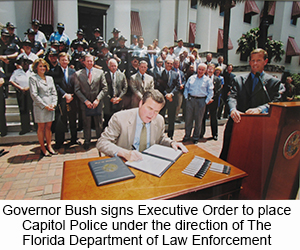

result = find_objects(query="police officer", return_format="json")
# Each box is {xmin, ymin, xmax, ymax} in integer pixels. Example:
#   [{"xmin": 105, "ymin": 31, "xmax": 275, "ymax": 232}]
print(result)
[
  {"xmin": 108, "ymin": 28, "xmax": 120, "ymax": 53},
  {"xmin": 89, "ymin": 27, "xmax": 102, "ymax": 51},
  {"xmin": 70, "ymin": 29, "xmax": 89, "ymax": 52},
  {"xmin": 113, "ymin": 35, "xmax": 129, "ymax": 73},
  {"xmin": 24, "ymin": 28, "xmax": 45, "ymax": 57},
  {"xmin": 6, "ymin": 22, "xmax": 22, "ymax": 46}
]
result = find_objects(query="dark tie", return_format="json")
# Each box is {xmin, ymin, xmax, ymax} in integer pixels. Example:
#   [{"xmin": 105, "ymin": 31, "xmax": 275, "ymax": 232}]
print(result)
[
  {"xmin": 64, "ymin": 68, "xmax": 68, "ymax": 84},
  {"xmin": 139, "ymin": 122, "xmax": 147, "ymax": 152},
  {"xmin": 252, "ymin": 76, "xmax": 259, "ymax": 92},
  {"xmin": 88, "ymin": 70, "xmax": 92, "ymax": 84},
  {"xmin": 142, "ymin": 74, "xmax": 144, "ymax": 81}
]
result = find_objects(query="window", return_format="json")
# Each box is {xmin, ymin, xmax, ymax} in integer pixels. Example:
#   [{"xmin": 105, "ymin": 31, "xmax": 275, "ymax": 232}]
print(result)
[{"xmin": 191, "ymin": 0, "xmax": 197, "ymax": 9}]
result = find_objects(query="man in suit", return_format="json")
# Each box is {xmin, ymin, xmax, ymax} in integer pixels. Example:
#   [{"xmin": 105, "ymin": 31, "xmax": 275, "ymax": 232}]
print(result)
[
  {"xmin": 220, "ymin": 48, "xmax": 281, "ymax": 160},
  {"xmin": 51, "ymin": 52, "xmax": 80, "ymax": 149},
  {"xmin": 146, "ymin": 44, "xmax": 157, "ymax": 70},
  {"xmin": 173, "ymin": 58, "xmax": 186, "ymax": 122},
  {"xmin": 200, "ymin": 63, "xmax": 222, "ymax": 140},
  {"xmin": 149, "ymin": 56, "xmax": 164, "ymax": 90},
  {"xmin": 130, "ymin": 60, "xmax": 154, "ymax": 108},
  {"xmin": 204, "ymin": 53, "xmax": 216, "ymax": 66},
  {"xmin": 158, "ymin": 57, "xmax": 180, "ymax": 139},
  {"xmin": 74, "ymin": 53, "xmax": 108, "ymax": 150},
  {"xmin": 103, "ymin": 59, "xmax": 128, "ymax": 128},
  {"xmin": 218, "ymin": 64, "xmax": 235, "ymax": 119},
  {"xmin": 97, "ymin": 89, "xmax": 188, "ymax": 161}
]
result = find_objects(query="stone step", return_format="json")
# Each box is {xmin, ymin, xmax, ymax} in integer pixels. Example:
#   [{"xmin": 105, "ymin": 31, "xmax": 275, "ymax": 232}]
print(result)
[
  {"xmin": 0, "ymin": 119, "xmax": 228, "ymax": 145},
  {"xmin": 5, "ymin": 97, "xmax": 18, "ymax": 105},
  {"xmin": 5, "ymin": 104, "xmax": 19, "ymax": 113}
]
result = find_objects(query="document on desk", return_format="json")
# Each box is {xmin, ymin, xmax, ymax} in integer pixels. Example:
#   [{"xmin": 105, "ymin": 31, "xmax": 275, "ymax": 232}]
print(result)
[{"xmin": 125, "ymin": 144, "xmax": 183, "ymax": 177}]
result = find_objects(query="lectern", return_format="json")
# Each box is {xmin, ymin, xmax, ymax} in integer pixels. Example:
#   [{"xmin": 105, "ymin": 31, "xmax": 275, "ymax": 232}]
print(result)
[{"xmin": 227, "ymin": 102, "xmax": 300, "ymax": 199}]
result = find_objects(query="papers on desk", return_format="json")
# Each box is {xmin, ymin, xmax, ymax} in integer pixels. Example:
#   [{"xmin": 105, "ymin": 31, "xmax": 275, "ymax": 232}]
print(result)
[
  {"xmin": 125, "ymin": 144, "xmax": 183, "ymax": 177},
  {"xmin": 182, "ymin": 156, "xmax": 231, "ymax": 179}
]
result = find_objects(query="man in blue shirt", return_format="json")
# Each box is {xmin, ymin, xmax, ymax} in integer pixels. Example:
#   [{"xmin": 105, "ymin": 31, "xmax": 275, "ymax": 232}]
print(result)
[
  {"xmin": 49, "ymin": 23, "xmax": 70, "ymax": 47},
  {"xmin": 183, "ymin": 63, "xmax": 214, "ymax": 144}
]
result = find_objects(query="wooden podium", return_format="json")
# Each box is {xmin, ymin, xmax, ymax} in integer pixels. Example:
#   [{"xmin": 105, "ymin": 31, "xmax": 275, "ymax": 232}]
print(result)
[{"xmin": 227, "ymin": 102, "xmax": 300, "ymax": 199}]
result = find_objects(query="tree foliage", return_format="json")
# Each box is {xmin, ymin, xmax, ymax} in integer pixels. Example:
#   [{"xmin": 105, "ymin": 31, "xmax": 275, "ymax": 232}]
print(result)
[{"xmin": 236, "ymin": 27, "xmax": 284, "ymax": 62}]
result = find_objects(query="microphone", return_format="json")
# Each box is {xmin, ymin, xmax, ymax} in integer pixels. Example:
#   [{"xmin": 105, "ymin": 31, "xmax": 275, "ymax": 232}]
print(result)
[{"xmin": 255, "ymin": 72, "xmax": 271, "ymax": 102}]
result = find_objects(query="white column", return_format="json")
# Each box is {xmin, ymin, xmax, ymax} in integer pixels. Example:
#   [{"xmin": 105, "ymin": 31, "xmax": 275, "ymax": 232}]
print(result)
[
  {"xmin": 0, "ymin": 1, "xmax": 17, "ymax": 31},
  {"xmin": 176, "ymin": 0, "xmax": 189, "ymax": 43},
  {"xmin": 106, "ymin": 0, "xmax": 131, "ymax": 46},
  {"xmin": 54, "ymin": 0, "xmax": 78, "ymax": 41},
  {"xmin": 158, "ymin": 0, "xmax": 176, "ymax": 47},
  {"xmin": 195, "ymin": 6, "xmax": 212, "ymax": 52}
]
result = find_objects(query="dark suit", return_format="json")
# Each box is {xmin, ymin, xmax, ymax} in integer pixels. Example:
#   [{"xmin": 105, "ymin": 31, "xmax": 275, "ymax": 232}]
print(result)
[
  {"xmin": 0, "ymin": 71, "xmax": 7, "ymax": 136},
  {"xmin": 159, "ymin": 69, "xmax": 180, "ymax": 138},
  {"xmin": 201, "ymin": 75, "xmax": 222, "ymax": 138},
  {"xmin": 103, "ymin": 70, "xmax": 128, "ymax": 128},
  {"xmin": 51, "ymin": 66, "xmax": 78, "ymax": 147},
  {"xmin": 74, "ymin": 67, "xmax": 108, "ymax": 144},
  {"xmin": 219, "ymin": 70, "xmax": 236, "ymax": 118},
  {"xmin": 220, "ymin": 72, "xmax": 281, "ymax": 160}
]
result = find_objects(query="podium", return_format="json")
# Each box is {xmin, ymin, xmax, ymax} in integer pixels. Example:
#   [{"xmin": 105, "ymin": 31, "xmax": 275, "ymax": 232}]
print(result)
[{"xmin": 227, "ymin": 102, "xmax": 300, "ymax": 199}]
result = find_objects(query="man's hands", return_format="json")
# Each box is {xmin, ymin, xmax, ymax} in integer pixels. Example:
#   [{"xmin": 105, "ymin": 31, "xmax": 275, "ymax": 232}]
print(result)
[
  {"xmin": 230, "ymin": 109, "xmax": 243, "ymax": 123},
  {"xmin": 64, "ymin": 93, "xmax": 73, "ymax": 103},
  {"xmin": 231, "ymin": 108, "xmax": 262, "ymax": 123},
  {"xmin": 117, "ymin": 149, "xmax": 143, "ymax": 162},
  {"xmin": 85, "ymin": 99, "xmax": 99, "ymax": 109},
  {"xmin": 171, "ymin": 142, "xmax": 188, "ymax": 153}
]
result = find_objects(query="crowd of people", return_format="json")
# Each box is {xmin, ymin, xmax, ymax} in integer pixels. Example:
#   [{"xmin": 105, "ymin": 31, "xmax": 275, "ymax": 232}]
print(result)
[{"xmin": 0, "ymin": 20, "xmax": 296, "ymax": 158}]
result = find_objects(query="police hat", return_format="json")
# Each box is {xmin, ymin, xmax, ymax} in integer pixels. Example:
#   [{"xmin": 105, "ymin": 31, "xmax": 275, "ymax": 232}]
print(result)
[
  {"xmin": 118, "ymin": 35, "xmax": 127, "ymax": 41},
  {"xmin": 1, "ymin": 28, "xmax": 10, "ymax": 36},
  {"xmin": 94, "ymin": 27, "xmax": 101, "ymax": 33},
  {"xmin": 48, "ymin": 48, "xmax": 59, "ymax": 56},
  {"xmin": 31, "ymin": 19, "xmax": 41, "ymax": 26},
  {"xmin": 57, "ymin": 22, "xmax": 65, "ymax": 29},
  {"xmin": 6, "ymin": 22, "xmax": 16, "ymax": 29},
  {"xmin": 50, "ymin": 40, "xmax": 60, "ymax": 46},
  {"xmin": 77, "ymin": 29, "xmax": 84, "ymax": 35},
  {"xmin": 111, "ymin": 28, "xmax": 120, "ymax": 33},
  {"xmin": 177, "ymin": 38, "xmax": 183, "ymax": 42},
  {"xmin": 16, "ymin": 54, "xmax": 33, "ymax": 65},
  {"xmin": 22, "ymin": 39, "xmax": 34, "ymax": 47},
  {"xmin": 100, "ymin": 42, "xmax": 109, "ymax": 50},
  {"xmin": 96, "ymin": 36, "xmax": 104, "ymax": 43},
  {"xmin": 24, "ymin": 28, "xmax": 35, "ymax": 35}
]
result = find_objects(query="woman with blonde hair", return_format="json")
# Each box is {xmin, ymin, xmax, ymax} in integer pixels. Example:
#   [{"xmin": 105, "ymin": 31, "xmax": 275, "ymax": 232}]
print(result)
[
  {"xmin": 191, "ymin": 48, "xmax": 202, "ymax": 64},
  {"xmin": 29, "ymin": 58, "xmax": 58, "ymax": 157}
]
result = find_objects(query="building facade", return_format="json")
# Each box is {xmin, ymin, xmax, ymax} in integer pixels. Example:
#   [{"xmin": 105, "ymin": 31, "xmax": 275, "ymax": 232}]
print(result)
[{"xmin": 1, "ymin": 0, "xmax": 299, "ymax": 73}]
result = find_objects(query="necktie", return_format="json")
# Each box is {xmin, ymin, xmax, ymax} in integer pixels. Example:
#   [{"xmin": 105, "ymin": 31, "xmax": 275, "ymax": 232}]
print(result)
[
  {"xmin": 64, "ymin": 68, "xmax": 68, "ymax": 83},
  {"xmin": 252, "ymin": 76, "xmax": 259, "ymax": 92},
  {"xmin": 139, "ymin": 122, "xmax": 147, "ymax": 152},
  {"xmin": 88, "ymin": 70, "xmax": 92, "ymax": 84},
  {"xmin": 142, "ymin": 74, "xmax": 144, "ymax": 81}
]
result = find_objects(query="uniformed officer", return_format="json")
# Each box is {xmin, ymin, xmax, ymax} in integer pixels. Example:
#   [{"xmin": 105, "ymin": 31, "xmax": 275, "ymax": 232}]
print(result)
[
  {"xmin": 70, "ymin": 29, "xmax": 89, "ymax": 52},
  {"xmin": 24, "ymin": 28, "xmax": 45, "ymax": 57},
  {"xmin": 113, "ymin": 35, "xmax": 129, "ymax": 73},
  {"xmin": 108, "ymin": 28, "xmax": 120, "ymax": 53}
]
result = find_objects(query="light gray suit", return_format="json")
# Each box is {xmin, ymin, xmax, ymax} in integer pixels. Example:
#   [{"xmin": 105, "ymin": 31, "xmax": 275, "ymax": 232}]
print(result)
[
  {"xmin": 96, "ymin": 108, "xmax": 173, "ymax": 156},
  {"xmin": 74, "ymin": 67, "xmax": 108, "ymax": 144},
  {"xmin": 130, "ymin": 72, "xmax": 154, "ymax": 107},
  {"xmin": 29, "ymin": 74, "xmax": 57, "ymax": 123}
]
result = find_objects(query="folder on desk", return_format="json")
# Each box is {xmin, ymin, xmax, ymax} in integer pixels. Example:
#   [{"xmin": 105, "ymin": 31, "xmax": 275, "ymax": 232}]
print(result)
[
  {"xmin": 89, "ymin": 156, "xmax": 135, "ymax": 186},
  {"xmin": 125, "ymin": 144, "xmax": 183, "ymax": 177}
]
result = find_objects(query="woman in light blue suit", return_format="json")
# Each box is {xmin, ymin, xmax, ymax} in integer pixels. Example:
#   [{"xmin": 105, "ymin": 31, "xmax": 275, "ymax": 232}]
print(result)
[{"xmin": 29, "ymin": 58, "xmax": 58, "ymax": 157}]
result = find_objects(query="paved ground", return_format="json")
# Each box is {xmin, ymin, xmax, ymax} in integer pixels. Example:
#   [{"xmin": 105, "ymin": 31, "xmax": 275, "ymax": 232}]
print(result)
[{"xmin": 0, "ymin": 124, "xmax": 225, "ymax": 200}]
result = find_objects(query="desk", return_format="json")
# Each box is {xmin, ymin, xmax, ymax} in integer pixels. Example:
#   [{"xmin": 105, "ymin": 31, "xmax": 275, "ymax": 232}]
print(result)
[{"xmin": 61, "ymin": 145, "xmax": 247, "ymax": 200}]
